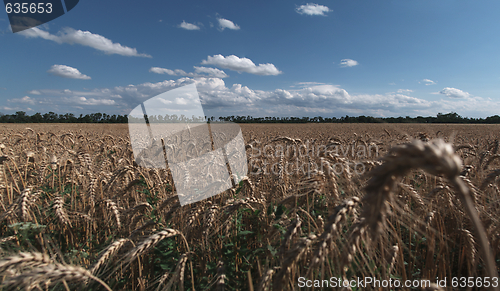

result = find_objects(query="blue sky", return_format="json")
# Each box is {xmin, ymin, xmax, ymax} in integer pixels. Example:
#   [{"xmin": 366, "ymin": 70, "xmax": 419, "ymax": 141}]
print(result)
[{"xmin": 1, "ymin": 0, "xmax": 500, "ymax": 118}]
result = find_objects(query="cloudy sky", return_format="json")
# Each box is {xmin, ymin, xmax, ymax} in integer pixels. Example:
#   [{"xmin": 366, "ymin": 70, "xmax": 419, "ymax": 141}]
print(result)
[{"xmin": 1, "ymin": 0, "xmax": 500, "ymax": 118}]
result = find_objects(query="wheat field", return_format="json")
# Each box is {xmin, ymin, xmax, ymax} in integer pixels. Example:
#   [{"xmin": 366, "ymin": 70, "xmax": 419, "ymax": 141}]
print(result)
[{"xmin": 0, "ymin": 123, "xmax": 499, "ymax": 290}]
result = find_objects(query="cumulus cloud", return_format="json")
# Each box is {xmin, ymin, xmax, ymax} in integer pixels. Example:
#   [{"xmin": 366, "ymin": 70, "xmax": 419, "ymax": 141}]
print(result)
[
  {"xmin": 217, "ymin": 18, "xmax": 240, "ymax": 30},
  {"xmin": 15, "ymin": 76, "xmax": 500, "ymax": 118},
  {"xmin": 9, "ymin": 96, "xmax": 36, "ymax": 105},
  {"xmin": 47, "ymin": 65, "xmax": 91, "ymax": 80},
  {"xmin": 290, "ymin": 82, "xmax": 326, "ymax": 88},
  {"xmin": 7, "ymin": 87, "xmax": 120, "ymax": 112},
  {"xmin": 195, "ymin": 80, "xmax": 437, "ymax": 117},
  {"xmin": 296, "ymin": 3, "xmax": 331, "ymax": 16},
  {"xmin": 19, "ymin": 27, "xmax": 151, "ymax": 57},
  {"xmin": 149, "ymin": 67, "xmax": 177, "ymax": 75},
  {"xmin": 340, "ymin": 59, "xmax": 358, "ymax": 67},
  {"xmin": 193, "ymin": 66, "xmax": 228, "ymax": 78},
  {"xmin": 71, "ymin": 97, "xmax": 116, "ymax": 105},
  {"xmin": 201, "ymin": 54, "xmax": 282, "ymax": 76},
  {"xmin": 149, "ymin": 66, "xmax": 228, "ymax": 78},
  {"xmin": 421, "ymin": 79, "xmax": 436, "ymax": 85},
  {"xmin": 178, "ymin": 21, "xmax": 200, "ymax": 30},
  {"xmin": 28, "ymin": 90, "xmax": 41, "ymax": 95},
  {"xmin": 0, "ymin": 106, "xmax": 30, "ymax": 112},
  {"xmin": 439, "ymin": 87, "xmax": 471, "ymax": 99}
]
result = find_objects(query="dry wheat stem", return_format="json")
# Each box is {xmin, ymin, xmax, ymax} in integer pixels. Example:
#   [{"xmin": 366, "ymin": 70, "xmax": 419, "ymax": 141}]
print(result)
[
  {"xmin": 309, "ymin": 196, "xmax": 360, "ymax": 275},
  {"xmin": 160, "ymin": 253, "xmax": 189, "ymax": 291},
  {"xmin": 273, "ymin": 233, "xmax": 316, "ymax": 289},
  {"xmin": 387, "ymin": 244, "xmax": 399, "ymax": 275},
  {"xmin": 256, "ymin": 268, "xmax": 274, "ymax": 291},
  {"xmin": 215, "ymin": 260, "xmax": 226, "ymax": 291}
]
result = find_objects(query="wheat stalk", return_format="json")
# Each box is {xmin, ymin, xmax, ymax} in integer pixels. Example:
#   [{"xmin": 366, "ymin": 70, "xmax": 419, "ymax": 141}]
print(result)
[
  {"xmin": 203, "ymin": 202, "xmax": 219, "ymax": 238},
  {"xmin": 125, "ymin": 229, "xmax": 182, "ymax": 263},
  {"xmin": 90, "ymin": 238, "xmax": 130, "ymax": 275},
  {"xmin": 343, "ymin": 139, "xmax": 499, "ymax": 285},
  {"xmin": 3, "ymin": 263, "xmax": 112, "ymax": 291},
  {"xmin": 18, "ymin": 187, "xmax": 32, "ymax": 222},
  {"xmin": 256, "ymin": 268, "xmax": 274, "ymax": 291},
  {"xmin": 279, "ymin": 214, "xmax": 302, "ymax": 256},
  {"xmin": 104, "ymin": 199, "xmax": 121, "ymax": 228},
  {"xmin": 273, "ymin": 233, "xmax": 316, "ymax": 289},
  {"xmin": 215, "ymin": 260, "xmax": 226, "ymax": 291},
  {"xmin": 53, "ymin": 195, "xmax": 72, "ymax": 227},
  {"xmin": 0, "ymin": 155, "xmax": 7, "ymax": 190},
  {"xmin": 387, "ymin": 244, "xmax": 399, "ymax": 275},
  {"xmin": 159, "ymin": 253, "xmax": 189, "ymax": 291},
  {"xmin": 0, "ymin": 252, "xmax": 51, "ymax": 274},
  {"xmin": 308, "ymin": 197, "xmax": 359, "ymax": 275}
]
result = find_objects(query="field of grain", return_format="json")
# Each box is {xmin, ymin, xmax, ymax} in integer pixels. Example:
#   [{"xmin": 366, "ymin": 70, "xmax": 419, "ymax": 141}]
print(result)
[{"xmin": 0, "ymin": 123, "xmax": 499, "ymax": 290}]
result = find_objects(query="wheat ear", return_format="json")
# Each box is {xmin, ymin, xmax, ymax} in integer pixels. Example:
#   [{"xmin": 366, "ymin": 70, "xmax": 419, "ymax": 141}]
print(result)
[
  {"xmin": 90, "ymin": 238, "xmax": 130, "ymax": 275},
  {"xmin": 343, "ymin": 139, "xmax": 499, "ymax": 286},
  {"xmin": 0, "ymin": 252, "xmax": 51, "ymax": 274},
  {"xmin": 53, "ymin": 195, "xmax": 72, "ymax": 227},
  {"xmin": 256, "ymin": 268, "xmax": 274, "ymax": 291},
  {"xmin": 309, "ymin": 197, "xmax": 359, "ymax": 274},
  {"xmin": 125, "ymin": 229, "xmax": 182, "ymax": 263},
  {"xmin": 159, "ymin": 253, "xmax": 189, "ymax": 291},
  {"xmin": 3, "ymin": 263, "xmax": 112, "ymax": 291}
]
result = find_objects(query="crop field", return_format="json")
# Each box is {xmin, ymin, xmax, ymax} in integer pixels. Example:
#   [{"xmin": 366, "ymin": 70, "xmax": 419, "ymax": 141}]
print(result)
[{"xmin": 0, "ymin": 123, "xmax": 499, "ymax": 290}]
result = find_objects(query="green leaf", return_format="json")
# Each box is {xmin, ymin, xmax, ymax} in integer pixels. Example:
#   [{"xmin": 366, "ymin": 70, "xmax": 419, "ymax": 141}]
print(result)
[
  {"xmin": 267, "ymin": 245, "xmax": 277, "ymax": 256},
  {"xmin": 238, "ymin": 230, "xmax": 253, "ymax": 236}
]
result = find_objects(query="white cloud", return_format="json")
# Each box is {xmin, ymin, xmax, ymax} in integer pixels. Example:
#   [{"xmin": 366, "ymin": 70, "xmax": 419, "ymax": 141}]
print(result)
[
  {"xmin": 421, "ymin": 79, "xmax": 436, "ymax": 85},
  {"xmin": 397, "ymin": 89, "xmax": 413, "ymax": 94},
  {"xmin": 19, "ymin": 27, "xmax": 151, "ymax": 57},
  {"xmin": 193, "ymin": 66, "xmax": 228, "ymax": 78},
  {"xmin": 9, "ymin": 96, "xmax": 36, "ymax": 105},
  {"xmin": 217, "ymin": 18, "xmax": 240, "ymax": 30},
  {"xmin": 178, "ymin": 21, "xmax": 200, "ymax": 30},
  {"xmin": 48, "ymin": 65, "xmax": 91, "ymax": 80},
  {"xmin": 0, "ymin": 106, "xmax": 22, "ymax": 112},
  {"xmin": 149, "ymin": 67, "xmax": 177, "ymax": 75},
  {"xmin": 71, "ymin": 97, "xmax": 116, "ymax": 105},
  {"xmin": 175, "ymin": 97, "xmax": 188, "ymax": 105},
  {"xmin": 201, "ymin": 54, "xmax": 282, "ymax": 76},
  {"xmin": 28, "ymin": 90, "xmax": 41, "ymax": 95},
  {"xmin": 17, "ymin": 77, "xmax": 500, "ymax": 118},
  {"xmin": 291, "ymin": 82, "xmax": 326, "ymax": 88},
  {"xmin": 150, "ymin": 66, "xmax": 228, "ymax": 78},
  {"xmin": 296, "ymin": 3, "xmax": 331, "ymax": 16},
  {"xmin": 340, "ymin": 59, "xmax": 359, "ymax": 67},
  {"xmin": 439, "ymin": 87, "xmax": 471, "ymax": 99},
  {"xmin": 7, "ymin": 87, "xmax": 121, "ymax": 112}
]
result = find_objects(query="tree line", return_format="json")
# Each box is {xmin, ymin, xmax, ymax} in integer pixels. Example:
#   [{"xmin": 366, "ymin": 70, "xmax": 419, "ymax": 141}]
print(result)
[
  {"xmin": 1, "ymin": 111, "xmax": 500, "ymax": 124},
  {"xmin": 0, "ymin": 112, "xmax": 128, "ymax": 123}
]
